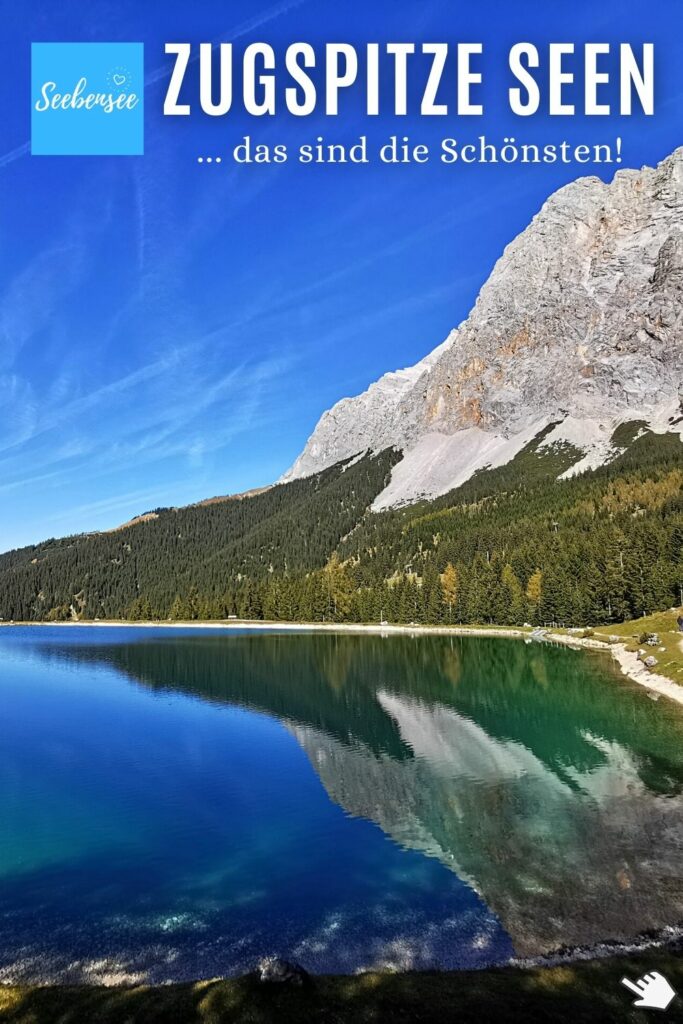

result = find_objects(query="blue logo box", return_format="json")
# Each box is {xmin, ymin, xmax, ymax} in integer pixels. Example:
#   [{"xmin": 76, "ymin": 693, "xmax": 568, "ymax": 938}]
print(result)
[{"xmin": 31, "ymin": 42, "xmax": 144, "ymax": 156}]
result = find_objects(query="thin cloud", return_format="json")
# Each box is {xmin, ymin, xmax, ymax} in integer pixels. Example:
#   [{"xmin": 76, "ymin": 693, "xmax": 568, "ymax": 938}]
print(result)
[
  {"xmin": 145, "ymin": 0, "xmax": 310, "ymax": 86},
  {"xmin": 0, "ymin": 141, "xmax": 29, "ymax": 168},
  {"xmin": 0, "ymin": 242, "xmax": 87, "ymax": 370},
  {"xmin": 45, "ymin": 487, "xmax": 173, "ymax": 528},
  {"xmin": 0, "ymin": 348, "xmax": 292, "ymax": 497}
]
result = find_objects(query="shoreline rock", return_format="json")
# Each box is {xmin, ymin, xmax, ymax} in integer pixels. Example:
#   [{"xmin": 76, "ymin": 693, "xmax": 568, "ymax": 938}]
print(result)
[{"xmin": 256, "ymin": 956, "xmax": 310, "ymax": 987}]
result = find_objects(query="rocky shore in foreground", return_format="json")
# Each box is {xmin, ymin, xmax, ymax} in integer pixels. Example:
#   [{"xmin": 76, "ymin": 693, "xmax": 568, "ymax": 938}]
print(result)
[{"xmin": 1, "ymin": 942, "xmax": 682, "ymax": 1023}]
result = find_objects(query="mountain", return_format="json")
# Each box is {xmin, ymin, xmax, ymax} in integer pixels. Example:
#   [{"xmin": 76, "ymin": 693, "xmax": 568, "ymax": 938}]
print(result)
[
  {"xmin": 282, "ymin": 148, "xmax": 683, "ymax": 508},
  {"xmin": 0, "ymin": 450, "xmax": 399, "ymax": 622},
  {"xmin": 1, "ymin": 423, "xmax": 680, "ymax": 626},
  {"xmin": 1, "ymin": 152, "xmax": 682, "ymax": 627}
]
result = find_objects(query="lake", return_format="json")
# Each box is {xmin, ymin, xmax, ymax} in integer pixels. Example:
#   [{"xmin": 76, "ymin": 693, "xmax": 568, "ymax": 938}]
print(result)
[{"xmin": 0, "ymin": 626, "xmax": 682, "ymax": 984}]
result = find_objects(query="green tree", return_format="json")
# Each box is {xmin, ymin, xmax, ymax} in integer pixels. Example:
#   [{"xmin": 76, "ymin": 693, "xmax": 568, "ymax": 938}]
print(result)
[
  {"xmin": 323, "ymin": 553, "xmax": 354, "ymax": 620},
  {"xmin": 440, "ymin": 563, "xmax": 459, "ymax": 622},
  {"xmin": 526, "ymin": 569, "xmax": 543, "ymax": 622},
  {"xmin": 501, "ymin": 564, "xmax": 525, "ymax": 624}
]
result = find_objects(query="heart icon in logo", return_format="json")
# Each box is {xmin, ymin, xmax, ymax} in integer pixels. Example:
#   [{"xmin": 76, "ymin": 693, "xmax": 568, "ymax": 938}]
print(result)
[{"xmin": 113, "ymin": 73, "xmax": 126, "ymax": 86}]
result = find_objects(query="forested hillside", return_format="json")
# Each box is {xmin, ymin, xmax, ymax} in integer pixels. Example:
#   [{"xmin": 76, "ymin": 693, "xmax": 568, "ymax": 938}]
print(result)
[
  {"xmin": 0, "ymin": 450, "xmax": 399, "ymax": 622},
  {"xmin": 0, "ymin": 427, "xmax": 681, "ymax": 628}
]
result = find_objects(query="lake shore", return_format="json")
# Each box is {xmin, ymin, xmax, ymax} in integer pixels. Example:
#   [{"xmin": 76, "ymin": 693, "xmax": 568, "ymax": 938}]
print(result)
[
  {"xmin": 1, "ymin": 619, "xmax": 682, "ymax": 1017},
  {"xmin": 3, "ymin": 617, "xmax": 682, "ymax": 705},
  {"xmin": 602, "ymin": 641, "xmax": 683, "ymax": 706},
  {"xmin": 1, "ymin": 942, "xmax": 681, "ymax": 1023}
]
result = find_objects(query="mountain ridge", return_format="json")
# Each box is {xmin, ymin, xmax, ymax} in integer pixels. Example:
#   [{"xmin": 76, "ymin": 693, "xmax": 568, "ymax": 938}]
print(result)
[
  {"xmin": 1, "ymin": 152, "xmax": 682, "ymax": 627},
  {"xmin": 281, "ymin": 147, "xmax": 683, "ymax": 507}
]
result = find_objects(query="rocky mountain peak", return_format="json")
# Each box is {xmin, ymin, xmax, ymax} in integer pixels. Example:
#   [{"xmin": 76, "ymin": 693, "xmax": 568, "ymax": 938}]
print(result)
[{"xmin": 282, "ymin": 148, "xmax": 683, "ymax": 506}]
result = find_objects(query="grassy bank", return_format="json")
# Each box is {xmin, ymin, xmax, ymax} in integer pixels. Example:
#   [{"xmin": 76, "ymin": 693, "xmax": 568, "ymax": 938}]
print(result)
[
  {"xmin": 1, "ymin": 948, "xmax": 682, "ymax": 1023},
  {"xmin": 589, "ymin": 609, "xmax": 683, "ymax": 687}
]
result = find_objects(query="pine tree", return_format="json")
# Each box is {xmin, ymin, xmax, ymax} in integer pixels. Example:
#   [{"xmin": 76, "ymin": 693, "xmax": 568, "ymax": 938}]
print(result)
[
  {"xmin": 1, "ymin": 440, "xmax": 681, "ymax": 629},
  {"xmin": 501, "ymin": 564, "xmax": 524, "ymax": 624},
  {"xmin": 323, "ymin": 553, "xmax": 354, "ymax": 620},
  {"xmin": 440, "ymin": 563, "xmax": 459, "ymax": 623},
  {"xmin": 526, "ymin": 569, "xmax": 543, "ymax": 623}
]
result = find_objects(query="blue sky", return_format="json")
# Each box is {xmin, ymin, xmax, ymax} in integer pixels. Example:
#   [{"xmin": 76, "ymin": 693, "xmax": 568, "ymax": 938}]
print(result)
[{"xmin": 1, "ymin": 0, "xmax": 681, "ymax": 550}]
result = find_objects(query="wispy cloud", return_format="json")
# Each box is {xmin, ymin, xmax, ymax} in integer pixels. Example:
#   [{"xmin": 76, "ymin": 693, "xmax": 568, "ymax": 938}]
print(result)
[
  {"xmin": 0, "ymin": 344, "xmax": 293, "ymax": 501},
  {"xmin": 145, "ymin": 0, "xmax": 310, "ymax": 87},
  {"xmin": 44, "ymin": 487, "xmax": 175, "ymax": 530},
  {"xmin": 0, "ymin": 141, "xmax": 30, "ymax": 168},
  {"xmin": 0, "ymin": 242, "xmax": 88, "ymax": 370}
]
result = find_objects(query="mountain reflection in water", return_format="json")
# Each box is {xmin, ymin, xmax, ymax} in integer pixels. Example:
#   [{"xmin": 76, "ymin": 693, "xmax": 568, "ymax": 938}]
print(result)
[{"xmin": 1, "ymin": 627, "xmax": 682, "ymax": 981}]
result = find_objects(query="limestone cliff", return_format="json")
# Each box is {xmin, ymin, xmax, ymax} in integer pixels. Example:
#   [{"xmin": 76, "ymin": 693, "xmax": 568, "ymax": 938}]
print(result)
[{"xmin": 282, "ymin": 148, "xmax": 683, "ymax": 506}]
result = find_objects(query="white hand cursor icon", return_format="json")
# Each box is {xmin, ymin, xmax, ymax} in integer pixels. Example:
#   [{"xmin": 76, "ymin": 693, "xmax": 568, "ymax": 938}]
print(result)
[{"xmin": 621, "ymin": 971, "xmax": 676, "ymax": 1010}]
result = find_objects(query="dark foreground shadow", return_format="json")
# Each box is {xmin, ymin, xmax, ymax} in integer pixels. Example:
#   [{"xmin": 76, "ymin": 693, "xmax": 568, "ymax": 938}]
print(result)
[{"xmin": 1, "ymin": 948, "xmax": 682, "ymax": 1023}]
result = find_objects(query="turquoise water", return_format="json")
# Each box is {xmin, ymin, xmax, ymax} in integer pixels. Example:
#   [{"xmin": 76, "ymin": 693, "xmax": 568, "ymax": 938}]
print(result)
[{"xmin": 1, "ymin": 627, "xmax": 682, "ymax": 984}]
